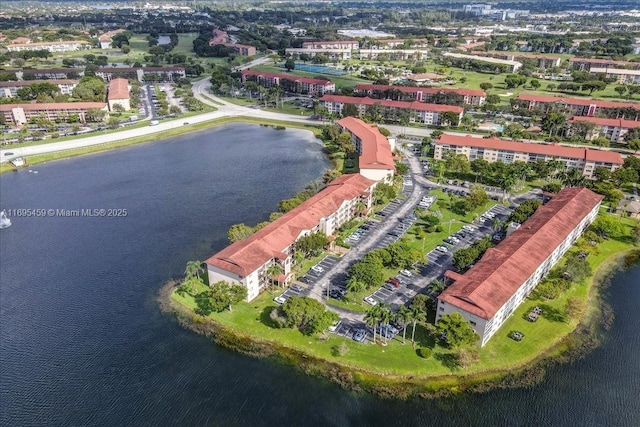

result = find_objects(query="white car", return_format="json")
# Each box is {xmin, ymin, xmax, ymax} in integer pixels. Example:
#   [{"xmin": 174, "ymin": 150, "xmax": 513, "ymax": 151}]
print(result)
[
  {"xmin": 363, "ymin": 296, "xmax": 378, "ymax": 306},
  {"xmin": 462, "ymin": 225, "xmax": 476, "ymax": 232},
  {"xmin": 400, "ymin": 269, "xmax": 413, "ymax": 277},
  {"xmin": 449, "ymin": 236, "xmax": 460, "ymax": 243},
  {"xmin": 435, "ymin": 246, "xmax": 449, "ymax": 253},
  {"xmin": 274, "ymin": 295, "xmax": 287, "ymax": 304},
  {"xmin": 311, "ymin": 266, "xmax": 324, "ymax": 273}
]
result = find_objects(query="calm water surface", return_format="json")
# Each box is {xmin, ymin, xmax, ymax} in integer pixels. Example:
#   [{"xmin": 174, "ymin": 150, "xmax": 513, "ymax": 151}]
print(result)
[{"xmin": 1, "ymin": 123, "xmax": 638, "ymax": 426}]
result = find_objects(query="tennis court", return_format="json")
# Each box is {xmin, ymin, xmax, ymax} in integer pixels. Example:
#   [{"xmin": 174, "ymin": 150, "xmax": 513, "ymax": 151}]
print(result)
[{"xmin": 294, "ymin": 64, "xmax": 348, "ymax": 76}]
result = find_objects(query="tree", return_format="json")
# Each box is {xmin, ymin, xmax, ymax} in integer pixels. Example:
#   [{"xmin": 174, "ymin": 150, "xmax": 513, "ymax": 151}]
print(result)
[
  {"xmin": 377, "ymin": 304, "xmax": 392, "ymax": 345},
  {"xmin": 590, "ymin": 216, "xmax": 623, "ymax": 239},
  {"xmin": 228, "ymin": 223, "xmax": 254, "ymax": 242},
  {"xmin": 348, "ymin": 257, "xmax": 384, "ymax": 289},
  {"xmin": 561, "ymin": 255, "xmax": 592, "ymax": 283},
  {"xmin": 466, "ymin": 185, "xmax": 489, "ymax": 210},
  {"xmin": 346, "ymin": 276, "xmax": 366, "ymax": 294},
  {"xmin": 436, "ymin": 313, "xmax": 479, "ymax": 348},
  {"xmin": 266, "ymin": 263, "xmax": 284, "ymax": 286},
  {"xmin": 580, "ymin": 80, "xmax": 607, "ymax": 95},
  {"xmin": 427, "ymin": 279, "xmax": 446, "ymax": 296},
  {"xmin": 479, "ymin": 82, "xmax": 493, "ymax": 91},
  {"xmin": 395, "ymin": 306, "xmax": 411, "ymax": 344},
  {"xmin": 278, "ymin": 197, "xmax": 303, "ymax": 213},
  {"xmin": 280, "ymin": 296, "xmax": 339, "ymax": 334},
  {"xmin": 342, "ymin": 103, "xmax": 359, "ymax": 118},
  {"xmin": 614, "ymin": 86, "xmax": 628, "ymax": 97},
  {"xmin": 454, "ymin": 346, "xmax": 480, "ymax": 368},
  {"xmin": 564, "ymin": 296, "xmax": 585, "ymax": 321},
  {"xmin": 441, "ymin": 111, "xmax": 460, "ymax": 127},
  {"xmin": 194, "ymin": 281, "xmax": 247, "ymax": 315},
  {"xmin": 530, "ymin": 79, "xmax": 541, "ymax": 90},
  {"xmin": 409, "ymin": 297, "xmax": 427, "ymax": 344},
  {"xmin": 364, "ymin": 305, "xmax": 381, "ymax": 344},
  {"xmin": 295, "ymin": 232, "xmax": 328, "ymax": 258},
  {"xmin": 542, "ymin": 112, "xmax": 567, "ymax": 138}
]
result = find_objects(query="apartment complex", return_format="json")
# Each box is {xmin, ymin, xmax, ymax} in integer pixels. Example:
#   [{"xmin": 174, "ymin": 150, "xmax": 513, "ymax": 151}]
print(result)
[
  {"xmin": 6, "ymin": 40, "xmax": 89, "ymax": 53},
  {"xmin": 590, "ymin": 67, "xmax": 640, "ymax": 85},
  {"xmin": 0, "ymin": 102, "xmax": 108, "ymax": 126},
  {"xmin": 320, "ymin": 95, "xmax": 464, "ymax": 126},
  {"xmin": 0, "ymin": 80, "xmax": 78, "ymax": 98},
  {"xmin": 95, "ymin": 67, "xmax": 186, "ymax": 82},
  {"xmin": 475, "ymin": 51, "xmax": 561, "ymax": 69},
  {"xmin": 241, "ymin": 70, "xmax": 335, "ymax": 95},
  {"xmin": 285, "ymin": 47, "xmax": 352, "ymax": 60},
  {"xmin": 569, "ymin": 57, "xmax": 640, "ymax": 72},
  {"xmin": 357, "ymin": 49, "xmax": 428, "ymax": 60},
  {"xmin": 205, "ymin": 174, "xmax": 377, "ymax": 301},
  {"xmin": 354, "ymin": 84, "xmax": 486, "ymax": 106},
  {"xmin": 437, "ymin": 187, "xmax": 603, "ymax": 346},
  {"xmin": 208, "ymin": 29, "xmax": 257, "ymax": 56},
  {"xmin": 514, "ymin": 94, "xmax": 640, "ymax": 119},
  {"xmin": 337, "ymin": 117, "xmax": 395, "ymax": 184},
  {"xmin": 17, "ymin": 68, "xmax": 82, "ymax": 80},
  {"xmin": 107, "ymin": 78, "xmax": 130, "ymax": 111},
  {"xmin": 301, "ymin": 40, "xmax": 360, "ymax": 50},
  {"xmin": 569, "ymin": 116, "xmax": 640, "ymax": 144},
  {"xmin": 433, "ymin": 134, "xmax": 623, "ymax": 178},
  {"xmin": 99, "ymin": 29, "xmax": 126, "ymax": 49},
  {"xmin": 443, "ymin": 52, "xmax": 522, "ymax": 72}
]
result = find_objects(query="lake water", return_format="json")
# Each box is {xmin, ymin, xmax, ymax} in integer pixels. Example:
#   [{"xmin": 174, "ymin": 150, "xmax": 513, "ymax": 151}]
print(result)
[{"xmin": 1, "ymin": 123, "xmax": 639, "ymax": 426}]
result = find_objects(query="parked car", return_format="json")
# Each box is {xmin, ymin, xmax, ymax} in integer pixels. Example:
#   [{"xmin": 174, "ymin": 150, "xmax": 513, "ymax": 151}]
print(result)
[
  {"xmin": 290, "ymin": 285, "xmax": 303, "ymax": 293},
  {"xmin": 274, "ymin": 295, "xmax": 287, "ymax": 304},
  {"xmin": 435, "ymin": 246, "xmax": 449, "ymax": 253},
  {"xmin": 386, "ymin": 278, "xmax": 401, "ymax": 287},
  {"xmin": 400, "ymin": 269, "xmax": 413, "ymax": 278},
  {"xmin": 353, "ymin": 329, "xmax": 367, "ymax": 342},
  {"xmin": 311, "ymin": 265, "xmax": 324, "ymax": 273},
  {"xmin": 364, "ymin": 296, "xmax": 378, "ymax": 306},
  {"xmin": 383, "ymin": 282, "xmax": 396, "ymax": 291}
]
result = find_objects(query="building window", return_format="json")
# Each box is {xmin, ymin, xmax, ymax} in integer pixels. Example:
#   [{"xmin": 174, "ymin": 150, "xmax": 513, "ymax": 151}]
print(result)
[{"xmin": 439, "ymin": 307, "xmax": 444, "ymax": 312}]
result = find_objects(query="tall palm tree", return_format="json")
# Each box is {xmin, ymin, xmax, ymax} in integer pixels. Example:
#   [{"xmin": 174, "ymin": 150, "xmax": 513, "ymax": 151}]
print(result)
[
  {"xmin": 378, "ymin": 304, "xmax": 392, "ymax": 345},
  {"xmin": 184, "ymin": 260, "xmax": 203, "ymax": 280},
  {"xmin": 410, "ymin": 305, "xmax": 426, "ymax": 345},
  {"xmin": 428, "ymin": 279, "xmax": 446, "ymax": 296},
  {"xmin": 364, "ymin": 305, "xmax": 381, "ymax": 344},
  {"xmin": 346, "ymin": 276, "xmax": 365, "ymax": 294},
  {"xmin": 395, "ymin": 306, "xmax": 411, "ymax": 344},
  {"xmin": 266, "ymin": 263, "xmax": 284, "ymax": 287}
]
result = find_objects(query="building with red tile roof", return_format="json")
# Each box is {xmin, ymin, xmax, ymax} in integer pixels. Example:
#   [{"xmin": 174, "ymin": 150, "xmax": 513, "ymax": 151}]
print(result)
[
  {"xmin": 590, "ymin": 67, "xmax": 640, "ymax": 85},
  {"xmin": 337, "ymin": 117, "xmax": 395, "ymax": 184},
  {"xmin": 99, "ymin": 29, "xmax": 126, "ymax": 49},
  {"xmin": 320, "ymin": 95, "xmax": 464, "ymax": 126},
  {"xmin": 437, "ymin": 187, "xmax": 603, "ymax": 346},
  {"xmin": 107, "ymin": 78, "xmax": 130, "ymax": 111},
  {"xmin": 513, "ymin": 94, "xmax": 640, "ymax": 119},
  {"xmin": 0, "ymin": 79, "xmax": 78, "ymax": 98},
  {"xmin": 354, "ymin": 84, "xmax": 486, "ymax": 106},
  {"xmin": 205, "ymin": 174, "xmax": 377, "ymax": 301},
  {"xmin": 241, "ymin": 70, "xmax": 335, "ymax": 95},
  {"xmin": 0, "ymin": 102, "xmax": 108, "ymax": 126},
  {"xmin": 96, "ymin": 67, "xmax": 186, "ymax": 82},
  {"xmin": 433, "ymin": 134, "xmax": 623, "ymax": 178},
  {"xmin": 569, "ymin": 116, "xmax": 640, "ymax": 144},
  {"xmin": 301, "ymin": 40, "xmax": 359, "ymax": 50},
  {"xmin": 569, "ymin": 57, "xmax": 640, "ymax": 72}
]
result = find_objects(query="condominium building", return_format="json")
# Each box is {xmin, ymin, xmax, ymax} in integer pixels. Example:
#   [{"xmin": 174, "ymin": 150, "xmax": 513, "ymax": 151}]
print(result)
[
  {"xmin": 443, "ymin": 52, "xmax": 522, "ymax": 72},
  {"xmin": 354, "ymin": 84, "xmax": 486, "ymax": 106},
  {"xmin": 205, "ymin": 174, "xmax": 377, "ymax": 301},
  {"xmin": 476, "ymin": 51, "xmax": 561, "ymax": 69},
  {"xmin": 437, "ymin": 187, "xmax": 603, "ymax": 346},
  {"xmin": 513, "ymin": 94, "xmax": 640, "ymax": 119},
  {"xmin": 6, "ymin": 40, "xmax": 90, "ymax": 53},
  {"xmin": 319, "ymin": 95, "xmax": 464, "ymax": 126},
  {"xmin": 337, "ymin": 117, "xmax": 395, "ymax": 184},
  {"xmin": 95, "ymin": 67, "xmax": 186, "ymax": 82},
  {"xmin": 590, "ymin": 67, "xmax": 640, "ymax": 85},
  {"xmin": 357, "ymin": 49, "xmax": 428, "ymax": 61},
  {"xmin": 285, "ymin": 47, "xmax": 352, "ymax": 61},
  {"xmin": 208, "ymin": 29, "xmax": 257, "ymax": 55},
  {"xmin": 433, "ymin": 134, "xmax": 623, "ymax": 178},
  {"xmin": 17, "ymin": 68, "xmax": 82, "ymax": 80},
  {"xmin": 0, "ymin": 102, "xmax": 108, "ymax": 126},
  {"xmin": 241, "ymin": 70, "xmax": 335, "ymax": 95},
  {"xmin": 301, "ymin": 40, "xmax": 360, "ymax": 50},
  {"xmin": 569, "ymin": 57, "xmax": 640, "ymax": 72},
  {"xmin": 0, "ymin": 80, "xmax": 78, "ymax": 98},
  {"xmin": 107, "ymin": 78, "xmax": 130, "ymax": 111},
  {"xmin": 99, "ymin": 29, "xmax": 126, "ymax": 49},
  {"xmin": 569, "ymin": 116, "xmax": 640, "ymax": 144}
]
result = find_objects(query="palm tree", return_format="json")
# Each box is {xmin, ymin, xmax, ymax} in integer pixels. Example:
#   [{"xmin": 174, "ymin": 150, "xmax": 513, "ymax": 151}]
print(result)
[
  {"xmin": 266, "ymin": 263, "xmax": 284, "ymax": 287},
  {"xmin": 410, "ymin": 305, "xmax": 426, "ymax": 345},
  {"xmin": 378, "ymin": 304, "xmax": 392, "ymax": 345},
  {"xmin": 395, "ymin": 306, "xmax": 411, "ymax": 344},
  {"xmin": 364, "ymin": 305, "xmax": 381, "ymax": 344},
  {"xmin": 184, "ymin": 260, "xmax": 203, "ymax": 280},
  {"xmin": 492, "ymin": 217, "xmax": 503, "ymax": 232},
  {"xmin": 346, "ymin": 276, "xmax": 365, "ymax": 294},
  {"xmin": 427, "ymin": 279, "xmax": 446, "ymax": 296}
]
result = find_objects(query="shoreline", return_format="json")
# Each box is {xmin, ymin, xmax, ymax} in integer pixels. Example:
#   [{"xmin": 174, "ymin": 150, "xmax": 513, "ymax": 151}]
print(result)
[
  {"xmin": 160, "ymin": 248, "xmax": 639, "ymax": 399},
  {"xmin": 0, "ymin": 116, "xmax": 323, "ymax": 174}
]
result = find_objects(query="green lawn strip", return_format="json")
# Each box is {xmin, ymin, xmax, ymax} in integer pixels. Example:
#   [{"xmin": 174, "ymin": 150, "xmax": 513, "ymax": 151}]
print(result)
[
  {"xmin": 171, "ymin": 219, "xmax": 636, "ymax": 378},
  {"xmin": 261, "ymin": 102, "xmax": 314, "ymax": 116}
]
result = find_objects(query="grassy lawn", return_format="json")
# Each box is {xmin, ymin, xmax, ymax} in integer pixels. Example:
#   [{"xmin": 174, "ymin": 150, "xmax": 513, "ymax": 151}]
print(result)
[
  {"xmin": 172, "ymin": 215, "xmax": 637, "ymax": 379},
  {"xmin": 261, "ymin": 101, "xmax": 314, "ymax": 116}
]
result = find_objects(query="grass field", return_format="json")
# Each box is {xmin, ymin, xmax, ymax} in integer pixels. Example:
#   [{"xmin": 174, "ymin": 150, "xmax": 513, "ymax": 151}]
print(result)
[{"xmin": 171, "ymin": 216, "xmax": 637, "ymax": 378}]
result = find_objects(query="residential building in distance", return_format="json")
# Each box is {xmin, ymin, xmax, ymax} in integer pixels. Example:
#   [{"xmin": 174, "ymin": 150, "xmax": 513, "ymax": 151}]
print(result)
[
  {"xmin": 590, "ymin": 67, "xmax": 640, "ymax": 85},
  {"xmin": 569, "ymin": 116, "xmax": 640, "ymax": 144},
  {"xmin": 210, "ymin": 29, "xmax": 229, "ymax": 45},
  {"xmin": 0, "ymin": 102, "xmax": 108, "ymax": 126},
  {"xmin": 438, "ymin": 187, "xmax": 603, "ymax": 346},
  {"xmin": 443, "ymin": 52, "xmax": 522, "ymax": 72},
  {"xmin": 376, "ymin": 39, "xmax": 430, "ymax": 49},
  {"xmin": 285, "ymin": 47, "xmax": 352, "ymax": 61},
  {"xmin": 205, "ymin": 174, "xmax": 377, "ymax": 301},
  {"xmin": 17, "ymin": 68, "xmax": 82, "ymax": 80},
  {"xmin": 107, "ymin": 78, "xmax": 131, "ymax": 111},
  {"xmin": 208, "ymin": 29, "xmax": 257, "ymax": 56},
  {"xmin": 569, "ymin": 57, "xmax": 640, "ymax": 72},
  {"xmin": 95, "ymin": 67, "xmax": 186, "ymax": 82},
  {"xmin": 337, "ymin": 116, "xmax": 395, "ymax": 184},
  {"xmin": 320, "ymin": 95, "xmax": 464, "ymax": 126},
  {"xmin": 302, "ymin": 40, "xmax": 360, "ymax": 50},
  {"xmin": 475, "ymin": 51, "xmax": 562, "ymax": 69},
  {"xmin": 513, "ymin": 94, "xmax": 640, "ymax": 119},
  {"xmin": 356, "ymin": 49, "xmax": 428, "ymax": 61},
  {"xmin": 354, "ymin": 84, "xmax": 486, "ymax": 106},
  {"xmin": 99, "ymin": 29, "xmax": 126, "ymax": 49},
  {"xmin": 7, "ymin": 40, "xmax": 90, "ymax": 53},
  {"xmin": 241, "ymin": 70, "xmax": 335, "ymax": 95},
  {"xmin": 433, "ymin": 134, "xmax": 623, "ymax": 178},
  {"xmin": 0, "ymin": 80, "xmax": 78, "ymax": 98}
]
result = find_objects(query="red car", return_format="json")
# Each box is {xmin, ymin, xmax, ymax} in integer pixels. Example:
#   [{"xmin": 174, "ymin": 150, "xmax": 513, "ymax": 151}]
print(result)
[{"xmin": 385, "ymin": 278, "xmax": 400, "ymax": 288}]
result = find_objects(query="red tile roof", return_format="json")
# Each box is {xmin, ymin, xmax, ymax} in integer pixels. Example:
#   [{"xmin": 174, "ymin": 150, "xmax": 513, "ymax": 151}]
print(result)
[
  {"xmin": 107, "ymin": 78, "xmax": 129, "ymax": 100},
  {"xmin": 570, "ymin": 116, "xmax": 640, "ymax": 129},
  {"xmin": 241, "ymin": 70, "xmax": 332, "ymax": 86},
  {"xmin": 321, "ymin": 95, "xmax": 464, "ymax": 113},
  {"xmin": 569, "ymin": 57, "xmax": 637, "ymax": 67},
  {"xmin": 337, "ymin": 117, "xmax": 395, "ymax": 171},
  {"xmin": 205, "ymin": 174, "xmax": 376, "ymax": 277},
  {"xmin": 0, "ymin": 102, "xmax": 107, "ymax": 111},
  {"xmin": 355, "ymin": 84, "xmax": 485, "ymax": 98},
  {"xmin": 516, "ymin": 94, "xmax": 640, "ymax": 110},
  {"xmin": 440, "ymin": 187, "xmax": 603, "ymax": 319},
  {"xmin": 436, "ymin": 134, "xmax": 623, "ymax": 165}
]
